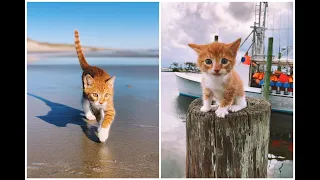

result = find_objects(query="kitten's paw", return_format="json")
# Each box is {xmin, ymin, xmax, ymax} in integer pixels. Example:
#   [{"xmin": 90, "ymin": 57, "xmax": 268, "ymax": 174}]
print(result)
[
  {"xmin": 215, "ymin": 107, "xmax": 229, "ymax": 118},
  {"xmin": 228, "ymin": 105, "xmax": 244, "ymax": 112},
  {"xmin": 86, "ymin": 114, "xmax": 96, "ymax": 121},
  {"xmin": 200, "ymin": 105, "xmax": 212, "ymax": 113},
  {"xmin": 98, "ymin": 127, "xmax": 110, "ymax": 142}
]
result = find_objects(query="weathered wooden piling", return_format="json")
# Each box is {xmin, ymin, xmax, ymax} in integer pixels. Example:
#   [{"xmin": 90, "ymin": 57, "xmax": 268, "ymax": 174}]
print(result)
[
  {"xmin": 263, "ymin": 37, "xmax": 273, "ymax": 100},
  {"xmin": 186, "ymin": 97, "xmax": 271, "ymax": 178}
]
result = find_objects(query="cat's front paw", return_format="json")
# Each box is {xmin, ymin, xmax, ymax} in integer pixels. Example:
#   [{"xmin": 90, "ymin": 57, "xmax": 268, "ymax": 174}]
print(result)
[
  {"xmin": 98, "ymin": 127, "xmax": 110, "ymax": 142},
  {"xmin": 86, "ymin": 114, "xmax": 96, "ymax": 121},
  {"xmin": 215, "ymin": 107, "xmax": 229, "ymax": 118},
  {"xmin": 200, "ymin": 105, "xmax": 211, "ymax": 113}
]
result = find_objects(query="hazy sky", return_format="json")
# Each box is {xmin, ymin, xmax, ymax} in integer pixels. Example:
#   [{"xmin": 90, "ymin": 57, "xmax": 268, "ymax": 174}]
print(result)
[
  {"xmin": 161, "ymin": 2, "xmax": 293, "ymax": 67},
  {"xmin": 27, "ymin": 2, "xmax": 159, "ymax": 49}
]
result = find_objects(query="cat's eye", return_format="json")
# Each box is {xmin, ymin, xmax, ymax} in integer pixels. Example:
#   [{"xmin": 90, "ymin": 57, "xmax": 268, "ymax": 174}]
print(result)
[
  {"xmin": 221, "ymin": 58, "xmax": 228, "ymax": 64},
  {"xmin": 92, "ymin": 93, "xmax": 98, "ymax": 97},
  {"xmin": 105, "ymin": 94, "xmax": 110, "ymax": 98},
  {"xmin": 205, "ymin": 59, "xmax": 212, "ymax": 64}
]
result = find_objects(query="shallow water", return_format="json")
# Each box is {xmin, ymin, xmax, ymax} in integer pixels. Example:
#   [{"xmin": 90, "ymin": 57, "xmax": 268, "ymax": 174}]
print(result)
[
  {"xmin": 30, "ymin": 56, "xmax": 159, "ymax": 66},
  {"xmin": 27, "ymin": 61, "xmax": 159, "ymax": 178},
  {"xmin": 161, "ymin": 72, "xmax": 293, "ymax": 178}
]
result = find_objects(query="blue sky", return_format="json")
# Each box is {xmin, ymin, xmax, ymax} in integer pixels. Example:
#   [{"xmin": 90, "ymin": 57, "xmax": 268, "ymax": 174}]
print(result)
[{"xmin": 27, "ymin": 2, "xmax": 159, "ymax": 49}]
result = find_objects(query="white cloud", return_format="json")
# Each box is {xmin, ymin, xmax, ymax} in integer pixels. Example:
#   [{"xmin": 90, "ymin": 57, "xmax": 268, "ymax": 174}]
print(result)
[{"xmin": 161, "ymin": 2, "xmax": 293, "ymax": 67}]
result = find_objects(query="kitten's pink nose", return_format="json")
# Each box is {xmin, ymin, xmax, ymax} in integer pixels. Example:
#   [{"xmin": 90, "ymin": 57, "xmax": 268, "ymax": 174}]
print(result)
[
  {"xmin": 214, "ymin": 69, "xmax": 220, "ymax": 73},
  {"xmin": 99, "ymin": 102, "xmax": 103, "ymax": 104}
]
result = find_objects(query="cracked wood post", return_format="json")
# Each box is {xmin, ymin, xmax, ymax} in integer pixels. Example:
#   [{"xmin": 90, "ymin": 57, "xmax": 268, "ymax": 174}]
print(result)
[{"xmin": 186, "ymin": 97, "xmax": 271, "ymax": 178}]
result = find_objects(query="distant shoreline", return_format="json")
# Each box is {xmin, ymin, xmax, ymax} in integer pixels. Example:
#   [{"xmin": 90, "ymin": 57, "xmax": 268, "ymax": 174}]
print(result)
[
  {"xmin": 27, "ymin": 38, "xmax": 158, "ymax": 64},
  {"xmin": 53, "ymin": 52, "xmax": 158, "ymax": 58},
  {"xmin": 27, "ymin": 51, "xmax": 158, "ymax": 62}
]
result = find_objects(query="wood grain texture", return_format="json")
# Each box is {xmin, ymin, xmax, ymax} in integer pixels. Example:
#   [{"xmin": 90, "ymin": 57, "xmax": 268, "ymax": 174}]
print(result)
[{"xmin": 186, "ymin": 97, "xmax": 271, "ymax": 178}]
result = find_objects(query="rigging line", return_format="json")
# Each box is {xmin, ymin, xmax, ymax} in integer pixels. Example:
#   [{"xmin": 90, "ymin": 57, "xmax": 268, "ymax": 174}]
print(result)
[
  {"xmin": 240, "ymin": 31, "xmax": 253, "ymax": 48},
  {"xmin": 239, "ymin": 3, "xmax": 254, "ymax": 54}
]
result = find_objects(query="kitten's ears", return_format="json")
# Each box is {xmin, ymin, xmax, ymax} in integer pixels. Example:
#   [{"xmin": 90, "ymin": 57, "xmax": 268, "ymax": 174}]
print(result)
[
  {"xmin": 106, "ymin": 76, "xmax": 116, "ymax": 87},
  {"xmin": 188, "ymin": 43, "xmax": 206, "ymax": 54},
  {"xmin": 227, "ymin": 38, "xmax": 241, "ymax": 54},
  {"xmin": 84, "ymin": 74, "xmax": 94, "ymax": 89}
]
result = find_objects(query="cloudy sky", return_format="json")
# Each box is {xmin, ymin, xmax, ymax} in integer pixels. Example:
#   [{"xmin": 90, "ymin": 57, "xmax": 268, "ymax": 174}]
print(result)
[{"xmin": 161, "ymin": 2, "xmax": 293, "ymax": 67}]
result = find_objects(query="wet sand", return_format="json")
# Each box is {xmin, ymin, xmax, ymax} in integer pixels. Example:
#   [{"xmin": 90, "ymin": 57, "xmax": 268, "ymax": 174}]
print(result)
[{"xmin": 27, "ymin": 64, "xmax": 159, "ymax": 178}]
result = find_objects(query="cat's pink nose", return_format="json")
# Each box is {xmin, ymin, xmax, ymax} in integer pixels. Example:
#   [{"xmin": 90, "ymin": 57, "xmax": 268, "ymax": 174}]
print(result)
[
  {"xmin": 214, "ymin": 69, "xmax": 220, "ymax": 73},
  {"xmin": 99, "ymin": 102, "xmax": 103, "ymax": 104}
]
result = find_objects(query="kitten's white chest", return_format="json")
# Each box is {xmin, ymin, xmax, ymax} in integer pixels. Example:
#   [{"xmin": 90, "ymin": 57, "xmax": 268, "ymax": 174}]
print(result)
[{"xmin": 202, "ymin": 73, "xmax": 229, "ymax": 101}]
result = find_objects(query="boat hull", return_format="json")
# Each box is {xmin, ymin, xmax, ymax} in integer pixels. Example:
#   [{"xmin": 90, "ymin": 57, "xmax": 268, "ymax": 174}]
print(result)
[{"xmin": 175, "ymin": 72, "xmax": 293, "ymax": 114}]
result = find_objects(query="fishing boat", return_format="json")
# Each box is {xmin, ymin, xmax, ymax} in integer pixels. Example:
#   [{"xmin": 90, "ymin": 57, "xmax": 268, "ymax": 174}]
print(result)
[{"xmin": 175, "ymin": 2, "xmax": 293, "ymax": 114}]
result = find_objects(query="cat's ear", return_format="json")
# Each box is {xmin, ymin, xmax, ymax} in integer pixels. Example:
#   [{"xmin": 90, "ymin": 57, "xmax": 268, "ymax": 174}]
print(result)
[
  {"xmin": 227, "ymin": 38, "xmax": 241, "ymax": 54},
  {"xmin": 106, "ymin": 76, "xmax": 116, "ymax": 87},
  {"xmin": 188, "ymin": 43, "xmax": 205, "ymax": 54},
  {"xmin": 83, "ymin": 74, "xmax": 94, "ymax": 88}
]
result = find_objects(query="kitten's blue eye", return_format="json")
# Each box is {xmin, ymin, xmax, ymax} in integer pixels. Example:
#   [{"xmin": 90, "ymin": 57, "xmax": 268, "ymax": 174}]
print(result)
[
  {"xmin": 221, "ymin": 58, "xmax": 228, "ymax": 64},
  {"xmin": 205, "ymin": 59, "xmax": 212, "ymax": 64}
]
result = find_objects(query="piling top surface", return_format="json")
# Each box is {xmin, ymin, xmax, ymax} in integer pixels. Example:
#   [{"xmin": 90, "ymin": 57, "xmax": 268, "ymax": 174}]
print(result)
[{"xmin": 187, "ymin": 97, "xmax": 271, "ymax": 119}]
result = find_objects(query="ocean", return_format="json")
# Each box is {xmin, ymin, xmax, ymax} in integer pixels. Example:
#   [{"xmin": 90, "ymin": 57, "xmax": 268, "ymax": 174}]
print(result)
[
  {"xmin": 161, "ymin": 72, "xmax": 293, "ymax": 178},
  {"xmin": 27, "ymin": 57, "xmax": 159, "ymax": 178}
]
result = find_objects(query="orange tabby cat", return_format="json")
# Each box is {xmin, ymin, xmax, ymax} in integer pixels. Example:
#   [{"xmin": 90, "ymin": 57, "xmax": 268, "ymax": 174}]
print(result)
[
  {"xmin": 74, "ymin": 30, "xmax": 116, "ymax": 142},
  {"xmin": 188, "ymin": 38, "xmax": 247, "ymax": 118}
]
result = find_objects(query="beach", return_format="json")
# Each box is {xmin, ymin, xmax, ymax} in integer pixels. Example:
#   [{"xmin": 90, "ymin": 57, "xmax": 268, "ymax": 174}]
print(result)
[{"xmin": 27, "ymin": 62, "xmax": 159, "ymax": 178}]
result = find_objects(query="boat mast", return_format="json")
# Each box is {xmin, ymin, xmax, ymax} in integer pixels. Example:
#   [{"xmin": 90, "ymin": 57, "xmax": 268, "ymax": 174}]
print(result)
[
  {"xmin": 248, "ymin": 2, "xmax": 268, "ymax": 87},
  {"xmin": 251, "ymin": 2, "xmax": 268, "ymax": 61}
]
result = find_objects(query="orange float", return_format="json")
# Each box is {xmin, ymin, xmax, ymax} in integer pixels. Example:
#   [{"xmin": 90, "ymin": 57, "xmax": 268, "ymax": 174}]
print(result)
[
  {"xmin": 258, "ymin": 72, "xmax": 264, "ymax": 80},
  {"xmin": 289, "ymin": 75, "xmax": 293, "ymax": 83},
  {"xmin": 253, "ymin": 72, "xmax": 260, "ymax": 79},
  {"xmin": 279, "ymin": 73, "xmax": 290, "ymax": 83},
  {"xmin": 270, "ymin": 75, "xmax": 278, "ymax": 82},
  {"xmin": 242, "ymin": 52, "xmax": 251, "ymax": 65}
]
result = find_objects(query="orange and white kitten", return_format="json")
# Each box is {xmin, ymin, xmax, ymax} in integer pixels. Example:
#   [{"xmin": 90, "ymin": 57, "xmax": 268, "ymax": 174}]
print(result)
[
  {"xmin": 188, "ymin": 38, "xmax": 247, "ymax": 118},
  {"xmin": 74, "ymin": 30, "xmax": 116, "ymax": 142}
]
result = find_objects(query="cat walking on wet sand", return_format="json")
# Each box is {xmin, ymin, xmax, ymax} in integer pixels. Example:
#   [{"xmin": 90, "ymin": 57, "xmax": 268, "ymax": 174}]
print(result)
[
  {"xmin": 74, "ymin": 30, "xmax": 116, "ymax": 142},
  {"xmin": 188, "ymin": 38, "xmax": 247, "ymax": 118}
]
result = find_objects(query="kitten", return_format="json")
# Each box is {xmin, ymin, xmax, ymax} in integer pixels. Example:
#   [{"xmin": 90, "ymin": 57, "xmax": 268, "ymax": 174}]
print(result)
[
  {"xmin": 188, "ymin": 38, "xmax": 247, "ymax": 118},
  {"xmin": 74, "ymin": 30, "xmax": 116, "ymax": 142}
]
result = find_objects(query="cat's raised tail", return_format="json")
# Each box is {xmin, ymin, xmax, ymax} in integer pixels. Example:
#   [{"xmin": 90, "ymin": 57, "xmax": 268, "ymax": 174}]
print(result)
[{"xmin": 74, "ymin": 30, "xmax": 90, "ymax": 70}]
